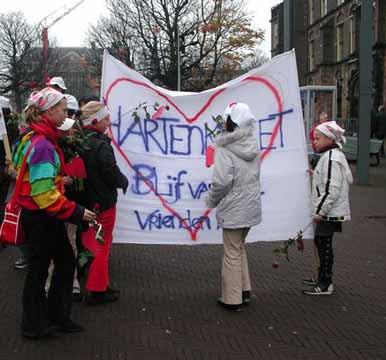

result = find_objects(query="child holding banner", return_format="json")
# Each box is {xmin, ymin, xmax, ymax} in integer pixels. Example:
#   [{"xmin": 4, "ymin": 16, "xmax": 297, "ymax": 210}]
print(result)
[
  {"xmin": 80, "ymin": 101, "xmax": 128, "ymax": 305},
  {"xmin": 206, "ymin": 102, "xmax": 261, "ymax": 311},
  {"xmin": 303, "ymin": 121, "xmax": 352, "ymax": 296}
]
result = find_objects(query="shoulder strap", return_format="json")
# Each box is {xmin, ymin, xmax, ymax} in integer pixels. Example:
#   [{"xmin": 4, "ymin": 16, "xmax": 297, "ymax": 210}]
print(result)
[{"xmin": 12, "ymin": 135, "xmax": 44, "ymax": 202}]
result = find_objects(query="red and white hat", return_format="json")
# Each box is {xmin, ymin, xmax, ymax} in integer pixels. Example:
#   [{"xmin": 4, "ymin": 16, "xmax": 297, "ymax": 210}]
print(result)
[
  {"xmin": 26, "ymin": 87, "xmax": 65, "ymax": 112},
  {"xmin": 316, "ymin": 121, "xmax": 346, "ymax": 149}
]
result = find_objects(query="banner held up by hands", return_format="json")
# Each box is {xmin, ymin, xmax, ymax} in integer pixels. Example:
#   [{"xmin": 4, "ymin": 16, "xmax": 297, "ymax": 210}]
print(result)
[{"xmin": 101, "ymin": 50, "xmax": 313, "ymax": 245}]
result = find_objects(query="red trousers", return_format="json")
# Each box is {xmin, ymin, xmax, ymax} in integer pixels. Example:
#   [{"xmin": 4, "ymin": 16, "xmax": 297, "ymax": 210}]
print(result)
[{"xmin": 82, "ymin": 206, "xmax": 116, "ymax": 292}]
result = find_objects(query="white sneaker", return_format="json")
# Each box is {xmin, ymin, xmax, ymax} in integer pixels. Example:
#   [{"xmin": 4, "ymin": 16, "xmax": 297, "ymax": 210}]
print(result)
[
  {"xmin": 302, "ymin": 277, "xmax": 318, "ymax": 286},
  {"xmin": 303, "ymin": 283, "xmax": 334, "ymax": 296}
]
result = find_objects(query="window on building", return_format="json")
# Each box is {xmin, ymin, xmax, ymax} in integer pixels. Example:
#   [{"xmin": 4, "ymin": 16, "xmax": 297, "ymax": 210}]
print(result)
[
  {"xmin": 322, "ymin": 20, "xmax": 335, "ymax": 63},
  {"xmin": 309, "ymin": 0, "xmax": 314, "ymax": 24},
  {"xmin": 349, "ymin": 16, "xmax": 355, "ymax": 53},
  {"xmin": 337, "ymin": 79, "xmax": 343, "ymax": 118},
  {"xmin": 320, "ymin": 0, "xmax": 327, "ymax": 17},
  {"xmin": 355, "ymin": 7, "xmax": 361, "ymax": 52},
  {"xmin": 336, "ymin": 14, "xmax": 344, "ymax": 61},
  {"xmin": 273, "ymin": 22, "xmax": 279, "ymax": 49},
  {"xmin": 309, "ymin": 40, "xmax": 315, "ymax": 71},
  {"xmin": 349, "ymin": 6, "xmax": 357, "ymax": 54}
]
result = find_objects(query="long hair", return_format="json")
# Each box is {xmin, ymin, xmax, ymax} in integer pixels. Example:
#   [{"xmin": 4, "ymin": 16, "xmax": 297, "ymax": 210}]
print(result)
[
  {"xmin": 24, "ymin": 105, "xmax": 42, "ymax": 124},
  {"xmin": 225, "ymin": 116, "xmax": 238, "ymax": 133}
]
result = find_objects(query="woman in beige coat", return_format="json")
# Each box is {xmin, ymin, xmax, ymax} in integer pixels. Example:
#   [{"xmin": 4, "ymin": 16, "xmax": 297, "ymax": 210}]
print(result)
[{"xmin": 206, "ymin": 102, "xmax": 261, "ymax": 311}]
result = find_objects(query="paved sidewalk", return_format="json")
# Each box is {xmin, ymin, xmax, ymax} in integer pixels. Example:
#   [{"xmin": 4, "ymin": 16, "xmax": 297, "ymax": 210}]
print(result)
[{"xmin": 1, "ymin": 160, "xmax": 385, "ymax": 360}]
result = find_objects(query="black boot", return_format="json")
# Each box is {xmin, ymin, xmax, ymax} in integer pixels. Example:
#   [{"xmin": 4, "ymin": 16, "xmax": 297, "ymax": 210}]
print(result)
[
  {"xmin": 51, "ymin": 319, "xmax": 84, "ymax": 333},
  {"xmin": 217, "ymin": 299, "xmax": 244, "ymax": 312},
  {"xmin": 85, "ymin": 290, "xmax": 119, "ymax": 306},
  {"xmin": 242, "ymin": 291, "xmax": 251, "ymax": 305}
]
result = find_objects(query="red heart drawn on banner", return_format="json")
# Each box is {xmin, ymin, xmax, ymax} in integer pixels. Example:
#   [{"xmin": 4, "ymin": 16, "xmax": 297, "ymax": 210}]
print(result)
[{"xmin": 104, "ymin": 76, "xmax": 283, "ymax": 240}]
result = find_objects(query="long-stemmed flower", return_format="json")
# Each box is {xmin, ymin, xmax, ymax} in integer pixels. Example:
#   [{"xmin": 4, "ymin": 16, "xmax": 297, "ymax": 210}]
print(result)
[{"xmin": 272, "ymin": 222, "xmax": 313, "ymax": 268}]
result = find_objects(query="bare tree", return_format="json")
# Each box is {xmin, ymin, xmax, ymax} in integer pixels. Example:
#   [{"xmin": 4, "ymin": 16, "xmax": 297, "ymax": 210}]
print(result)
[
  {"xmin": 0, "ymin": 12, "xmax": 39, "ymax": 111},
  {"xmin": 87, "ymin": 0, "xmax": 264, "ymax": 91},
  {"xmin": 0, "ymin": 11, "xmax": 63, "ymax": 111},
  {"xmin": 241, "ymin": 48, "xmax": 270, "ymax": 73}
]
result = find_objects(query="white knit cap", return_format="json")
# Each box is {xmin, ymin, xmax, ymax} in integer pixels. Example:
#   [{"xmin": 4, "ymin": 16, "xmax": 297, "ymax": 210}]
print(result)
[
  {"xmin": 64, "ymin": 94, "xmax": 79, "ymax": 111},
  {"xmin": 316, "ymin": 121, "xmax": 346, "ymax": 149},
  {"xmin": 47, "ymin": 76, "xmax": 67, "ymax": 90},
  {"xmin": 57, "ymin": 117, "xmax": 75, "ymax": 131},
  {"xmin": 223, "ymin": 102, "xmax": 255, "ymax": 127}
]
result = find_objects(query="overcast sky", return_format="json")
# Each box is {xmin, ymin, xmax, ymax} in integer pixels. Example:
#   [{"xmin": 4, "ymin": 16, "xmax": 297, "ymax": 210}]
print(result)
[{"xmin": 1, "ymin": 0, "xmax": 280, "ymax": 56}]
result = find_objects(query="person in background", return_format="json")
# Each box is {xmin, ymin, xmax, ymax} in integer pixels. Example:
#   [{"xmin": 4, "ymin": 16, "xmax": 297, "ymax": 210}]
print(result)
[
  {"xmin": 64, "ymin": 94, "xmax": 80, "ymax": 118},
  {"xmin": 13, "ymin": 87, "xmax": 96, "ymax": 339},
  {"xmin": 371, "ymin": 108, "xmax": 377, "ymax": 138},
  {"xmin": 45, "ymin": 93, "xmax": 86, "ymax": 302},
  {"xmin": 375, "ymin": 105, "xmax": 385, "ymax": 157},
  {"xmin": 46, "ymin": 76, "xmax": 67, "ymax": 94},
  {"xmin": 309, "ymin": 111, "xmax": 329, "ymax": 168},
  {"xmin": 0, "ymin": 96, "xmax": 17, "ymax": 217},
  {"xmin": 303, "ymin": 121, "xmax": 352, "ymax": 296},
  {"xmin": 310, "ymin": 112, "xmax": 329, "ymax": 151},
  {"xmin": 0, "ymin": 96, "xmax": 18, "ymax": 251},
  {"xmin": 80, "ymin": 101, "xmax": 128, "ymax": 305},
  {"xmin": 78, "ymin": 95, "xmax": 99, "ymax": 109},
  {"xmin": 206, "ymin": 102, "xmax": 261, "ymax": 312},
  {"xmin": 0, "ymin": 97, "xmax": 29, "ymax": 258}
]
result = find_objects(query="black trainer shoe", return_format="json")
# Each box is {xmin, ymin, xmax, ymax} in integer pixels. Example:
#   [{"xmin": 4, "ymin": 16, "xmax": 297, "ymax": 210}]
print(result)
[
  {"xmin": 217, "ymin": 299, "xmax": 244, "ymax": 312},
  {"xmin": 22, "ymin": 325, "xmax": 57, "ymax": 340},
  {"xmin": 303, "ymin": 283, "xmax": 334, "ymax": 296},
  {"xmin": 54, "ymin": 320, "xmax": 84, "ymax": 333},
  {"xmin": 85, "ymin": 290, "xmax": 119, "ymax": 306},
  {"xmin": 14, "ymin": 257, "xmax": 28, "ymax": 269},
  {"xmin": 302, "ymin": 277, "xmax": 318, "ymax": 286},
  {"xmin": 106, "ymin": 286, "xmax": 120, "ymax": 295}
]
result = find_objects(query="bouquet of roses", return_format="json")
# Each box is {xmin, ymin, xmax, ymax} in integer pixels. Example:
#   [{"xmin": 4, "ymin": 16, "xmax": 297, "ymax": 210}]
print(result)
[{"xmin": 272, "ymin": 222, "xmax": 312, "ymax": 268}]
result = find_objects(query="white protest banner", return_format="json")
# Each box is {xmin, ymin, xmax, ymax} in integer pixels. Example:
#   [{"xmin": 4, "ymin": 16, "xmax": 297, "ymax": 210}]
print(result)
[
  {"xmin": 0, "ymin": 106, "xmax": 12, "ymax": 163},
  {"xmin": 101, "ymin": 50, "xmax": 314, "ymax": 244},
  {"xmin": 0, "ymin": 107, "xmax": 7, "ymax": 136}
]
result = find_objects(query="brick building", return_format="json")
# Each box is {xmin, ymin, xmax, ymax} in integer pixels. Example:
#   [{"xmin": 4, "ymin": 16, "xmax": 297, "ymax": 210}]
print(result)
[
  {"xmin": 51, "ymin": 47, "xmax": 101, "ymax": 100},
  {"xmin": 271, "ymin": 0, "xmax": 386, "ymax": 121},
  {"xmin": 271, "ymin": 1, "xmax": 308, "ymax": 86},
  {"xmin": 24, "ymin": 47, "xmax": 101, "ymax": 104}
]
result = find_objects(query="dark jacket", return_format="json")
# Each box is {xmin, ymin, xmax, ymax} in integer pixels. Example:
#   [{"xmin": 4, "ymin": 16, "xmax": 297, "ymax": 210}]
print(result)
[
  {"xmin": 375, "ymin": 110, "xmax": 386, "ymax": 140},
  {"xmin": 80, "ymin": 130, "xmax": 128, "ymax": 211}
]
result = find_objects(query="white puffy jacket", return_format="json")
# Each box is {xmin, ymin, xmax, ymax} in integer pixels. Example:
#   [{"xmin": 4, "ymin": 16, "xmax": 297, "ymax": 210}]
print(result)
[
  {"xmin": 206, "ymin": 120, "xmax": 262, "ymax": 228},
  {"xmin": 312, "ymin": 148, "xmax": 353, "ymax": 221}
]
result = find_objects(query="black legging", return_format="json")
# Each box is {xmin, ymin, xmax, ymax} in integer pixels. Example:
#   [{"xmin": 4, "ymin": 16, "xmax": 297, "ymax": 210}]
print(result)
[
  {"xmin": 21, "ymin": 209, "xmax": 75, "ymax": 334},
  {"xmin": 314, "ymin": 235, "xmax": 334, "ymax": 287}
]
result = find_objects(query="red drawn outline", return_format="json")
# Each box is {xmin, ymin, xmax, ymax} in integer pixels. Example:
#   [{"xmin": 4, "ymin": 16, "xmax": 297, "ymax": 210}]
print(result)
[{"xmin": 104, "ymin": 75, "xmax": 283, "ymax": 240}]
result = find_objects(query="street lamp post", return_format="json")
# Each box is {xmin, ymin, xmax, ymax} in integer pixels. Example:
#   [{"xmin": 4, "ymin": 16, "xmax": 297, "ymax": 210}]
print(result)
[
  {"xmin": 177, "ymin": 27, "xmax": 181, "ymax": 91},
  {"xmin": 357, "ymin": 0, "xmax": 373, "ymax": 185}
]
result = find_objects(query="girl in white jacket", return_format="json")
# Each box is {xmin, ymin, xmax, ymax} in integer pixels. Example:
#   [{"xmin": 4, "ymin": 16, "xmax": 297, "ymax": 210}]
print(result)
[
  {"xmin": 206, "ymin": 103, "xmax": 261, "ymax": 311},
  {"xmin": 303, "ymin": 121, "xmax": 353, "ymax": 296}
]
